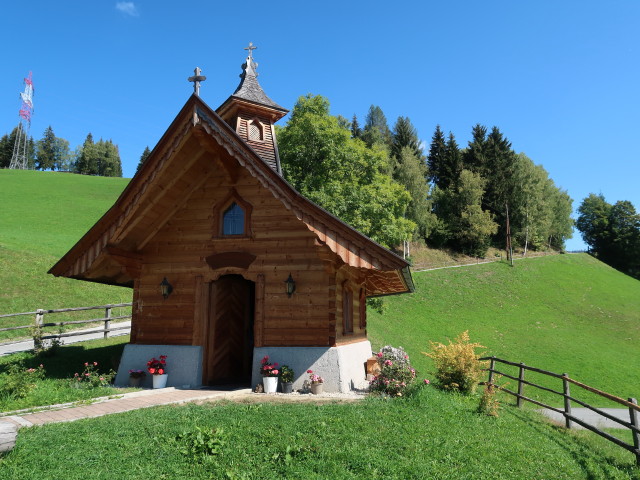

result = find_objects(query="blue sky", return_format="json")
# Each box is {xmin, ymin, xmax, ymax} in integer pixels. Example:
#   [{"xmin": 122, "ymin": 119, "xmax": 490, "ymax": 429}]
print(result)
[{"xmin": 2, "ymin": 1, "xmax": 639, "ymax": 251}]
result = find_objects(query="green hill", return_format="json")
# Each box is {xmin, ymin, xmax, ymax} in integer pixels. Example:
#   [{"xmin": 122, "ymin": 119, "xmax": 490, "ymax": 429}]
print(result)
[
  {"xmin": 2, "ymin": 170, "xmax": 639, "ymax": 407},
  {"xmin": 369, "ymin": 254, "xmax": 640, "ymax": 406},
  {"xmin": 0, "ymin": 170, "xmax": 131, "ymax": 330}
]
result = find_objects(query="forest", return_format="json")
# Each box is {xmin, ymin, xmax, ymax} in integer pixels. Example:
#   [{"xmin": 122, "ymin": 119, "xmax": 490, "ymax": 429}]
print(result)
[
  {"xmin": 278, "ymin": 94, "xmax": 574, "ymax": 257},
  {"xmin": 0, "ymin": 126, "xmax": 122, "ymax": 177}
]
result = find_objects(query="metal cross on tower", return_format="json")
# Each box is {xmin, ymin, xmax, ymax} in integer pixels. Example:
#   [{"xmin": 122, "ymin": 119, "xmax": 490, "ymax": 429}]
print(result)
[
  {"xmin": 244, "ymin": 42, "xmax": 257, "ymax": 60},
  {"xmin": 187, "ymin": 67, "xmax": 206, "ymax": 97}
]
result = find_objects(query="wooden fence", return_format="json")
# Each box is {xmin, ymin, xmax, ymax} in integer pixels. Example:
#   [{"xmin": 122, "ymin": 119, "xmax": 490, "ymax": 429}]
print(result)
[
  {"xmin": 0, "ymin": 303, "xmax": 133, "ymax": 348},
  {"xmin": 480, "ymin": 356, "xmax": 640, "ymax": 465}
]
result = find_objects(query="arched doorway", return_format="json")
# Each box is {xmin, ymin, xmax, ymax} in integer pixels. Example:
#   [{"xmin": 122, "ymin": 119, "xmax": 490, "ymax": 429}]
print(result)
[{"xmin": 204, "ymin": 274, "xmax": 255, "ymax": 385}]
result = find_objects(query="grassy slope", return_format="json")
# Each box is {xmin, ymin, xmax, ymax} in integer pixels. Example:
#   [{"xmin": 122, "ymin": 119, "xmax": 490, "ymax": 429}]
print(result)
[
  {"xmin": 369, "ymin": 254, "xmax": 640, "ymax": 407},
  {"xmin": 1, "ymin": 383, "xmax": 637, "ymax": 479},
  {"xmin": 0, "ymin": 170, "xmax": 131, "ymax": 335}
]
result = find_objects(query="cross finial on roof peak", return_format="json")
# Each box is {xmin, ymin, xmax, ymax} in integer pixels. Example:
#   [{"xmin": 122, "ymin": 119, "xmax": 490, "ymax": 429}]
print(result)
[
  {"xmin": 187, "ymin": 67, "xmax": 207, "ymax": 97},
  {"xmin": 244, "ymin": 42, "xmax": 257, "ymax": 60}
]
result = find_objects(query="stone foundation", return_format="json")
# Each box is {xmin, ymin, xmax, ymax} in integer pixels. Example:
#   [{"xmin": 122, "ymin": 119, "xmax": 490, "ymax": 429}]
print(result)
[
  {"xmin": 252, "ymin": 340, "xmax": 372, "ymax": 393},
  {"xmin": 115, "ymin": 344, "xmax": 203, "ymax": 389}
]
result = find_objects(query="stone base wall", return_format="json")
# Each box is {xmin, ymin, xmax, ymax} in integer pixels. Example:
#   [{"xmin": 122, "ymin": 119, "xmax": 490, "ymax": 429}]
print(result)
[
  {"xmin": 115, "ymin": 344, "xmax": 203, "ymax": 389},
  {"xmin": 252, "ymin": 341, "xmax": 372, "ymax": 393}
]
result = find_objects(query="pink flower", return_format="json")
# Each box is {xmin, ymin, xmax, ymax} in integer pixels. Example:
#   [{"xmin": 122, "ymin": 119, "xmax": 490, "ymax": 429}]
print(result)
[
  {"xmin": 93, "ymin": 362, "xmax": 98, "ymax": 366},
  {"xmin": 424, "ymin": 379, "xmax": 430, "ymax": 385},
  {"xmin": 84, "ymin": 362, "xmax": 89, "ymax": 367},
  {"xmin": 307, "ymin": 370, "xmax": 313, "ymax": 374},
  {"xmin": 376, "ymin": 352, "xmax": 383, "ymax": 358},
  {"xmin": 272, "ymin": 370, "xmax": 279, "ymax": 375},
  {"xmin": 384, "ymin": 360, "xmax": 392, "ymax": 366}
]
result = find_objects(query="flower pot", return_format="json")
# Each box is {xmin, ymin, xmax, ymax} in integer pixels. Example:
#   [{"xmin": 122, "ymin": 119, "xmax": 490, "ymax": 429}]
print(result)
[
  {"xmin": 281, "ymin": 381, "xmax": 293, "ymax": 394},
  {"xmin": 152, "ymin": 374, "xmax": 168, "ymax": 389},
  {"xmin": 310, "ymin": 383, "xmax": 323, "ymax": 395},
  {"xmin": 263, "ymin": 376, "xmax": 278, "ymax": 393},
  {"xmin": 128, "ymin": 376, "xmax": 142, "ymax": 388}
]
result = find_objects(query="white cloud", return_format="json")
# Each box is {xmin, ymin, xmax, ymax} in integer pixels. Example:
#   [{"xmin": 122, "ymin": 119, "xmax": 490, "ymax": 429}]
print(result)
[{"xmin": 116, "ymin": 2, "xmax": 139, "ymax": 17}]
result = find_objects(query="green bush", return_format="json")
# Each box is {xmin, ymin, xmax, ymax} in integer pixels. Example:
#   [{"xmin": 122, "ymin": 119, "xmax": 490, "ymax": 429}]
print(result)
[
  {"xmin": 424, "ymin": 331, "xmax": 488, "ymax": 394},
  {"xmin": 0, "ymin": 362, "xmax": 45, "ymax": 399}
]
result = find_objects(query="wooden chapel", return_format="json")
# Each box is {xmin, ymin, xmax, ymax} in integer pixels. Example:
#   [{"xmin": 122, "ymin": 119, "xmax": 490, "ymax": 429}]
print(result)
[{"xmin": 49, "ymin": 46, "xmax": 414, "ymax": 392}]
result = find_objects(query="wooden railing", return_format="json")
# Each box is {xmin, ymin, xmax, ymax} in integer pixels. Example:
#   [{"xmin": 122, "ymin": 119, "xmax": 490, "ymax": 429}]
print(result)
[
  {"xmin": 0, "ymin": 303, "xmax": 133, "ymax": 348},
  {"xmin": 481, "ymin": 356, "xmax": 640, "ymax": 466}
]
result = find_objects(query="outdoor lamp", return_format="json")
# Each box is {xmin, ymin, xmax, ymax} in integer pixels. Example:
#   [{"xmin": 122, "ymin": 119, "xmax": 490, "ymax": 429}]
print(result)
[
  {"xmin": 284, "ymin": 273, "xmax": 296, "ymax": 298},
  {"xmin": 160, "ymin": 277, "xmax": 173, "ymax": 299}
]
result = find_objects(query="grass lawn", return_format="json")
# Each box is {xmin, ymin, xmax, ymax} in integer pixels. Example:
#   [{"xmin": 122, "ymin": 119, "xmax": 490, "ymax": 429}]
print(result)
[
  {"xmin": 0, "ymin": 170, "xmax": 132, "ymax": 338},
  {"xmin": 368, "ymin": 254, "xmax": 640, "ymax": 408},
  {"xmin": 0, "ymin": 336, "xmax": 134, "ymax": 412},
  {"xmin": 0, "ymin": 388, "xmax": 638, "ymax": 479}
]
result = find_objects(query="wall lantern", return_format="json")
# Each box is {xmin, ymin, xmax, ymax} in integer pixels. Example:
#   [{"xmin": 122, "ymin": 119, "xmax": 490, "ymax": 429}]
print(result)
[
  {"xmin": 160, "ymin": 277, "xmax": 173, "ymax": 299},
  {"xmin": 284, "ymin": 273, "xmax": 296, "ymax": 298}
]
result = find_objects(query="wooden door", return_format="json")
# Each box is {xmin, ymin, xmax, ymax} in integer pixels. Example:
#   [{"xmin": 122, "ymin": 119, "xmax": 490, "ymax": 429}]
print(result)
[{"xmin": 205, "ymin": 275, "xmax": 255, "ymax": 385}]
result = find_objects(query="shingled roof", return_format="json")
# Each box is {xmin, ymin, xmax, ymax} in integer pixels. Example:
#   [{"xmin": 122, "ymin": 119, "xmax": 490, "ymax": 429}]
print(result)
[{"xmin": 229, "ymin": 55, "xmax": 288, "ymax": 113}]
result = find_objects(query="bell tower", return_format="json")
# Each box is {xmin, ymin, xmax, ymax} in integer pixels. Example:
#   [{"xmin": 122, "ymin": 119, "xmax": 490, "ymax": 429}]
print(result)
[{"xmin": 217, "ymin": 43, "xmax": 288, "ymax": 175}]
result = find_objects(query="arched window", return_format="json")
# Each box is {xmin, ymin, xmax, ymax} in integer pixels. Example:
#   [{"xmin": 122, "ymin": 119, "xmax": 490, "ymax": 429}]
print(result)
[
  {"xmin": 214, "ymin": 188, "xmax": 253, "ymax": 239},
  {"xmin": 223, "ymin": 202, "xmax": 245, "ymax": 235},
  {"xmin": 248, "ymin": 120, "xmax": 263, "ymax": 141}
]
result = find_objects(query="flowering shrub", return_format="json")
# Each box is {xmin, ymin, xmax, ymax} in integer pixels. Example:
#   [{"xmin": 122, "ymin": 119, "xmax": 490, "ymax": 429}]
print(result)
[
  {"xmin": 128, "ymin": 369, "xmax": 146, "ymax": 379},
  {"xmin": 260, "ymin": 356, "xmax": 279, "ymax": 377},
  {"xmin": 424, "ymin": 331, "xmax": 488, "ymax": 394},
  {"xmin": 369, "ymin": 345, "xmax": 417, "ymax": 396},
  {"xmin": 306, "ymin": 369, "xmax": 323, "ymax": 384},
  {"xmin": 147, "ymin": 355, "xmax": 168, "ymax": 375},
  {"xmin": 71, "ymin": 361, "xmax": 115, "ymax": 388},
  {"xmin": 0, "ymin": 362, "xmax": 45, "ymax": 399}
]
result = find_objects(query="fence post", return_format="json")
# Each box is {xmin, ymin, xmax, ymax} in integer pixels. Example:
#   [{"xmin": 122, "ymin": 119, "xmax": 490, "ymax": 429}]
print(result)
[
  {"xmin": 33, "ymin": 309, "xmax": 44, "ymax": 352},
  {"xmin": 629, "ymin": 398, "xmax": 639, "ymax": 466},
  {"xmin": 563, "ymin": 373, "xmax": 573, "ymax": 429},
  {"xmin": 517, "ymin": 363, "xmax": 525, "ymax": 408},
  {"xmin": 104, "ymin": 306, "xmax": 112, "ymax": 339},
  {"xmin": 488, "ymin": 356, "xmax": 496, "ymax": 385}
]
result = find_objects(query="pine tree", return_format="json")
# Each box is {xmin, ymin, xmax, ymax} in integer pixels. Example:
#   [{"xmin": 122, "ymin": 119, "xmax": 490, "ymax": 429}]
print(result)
[
  {"xmin": 391, "ymin": 116, "xmax": 422, "ymax": 161},
  {"xmin": 351, "ymin": 114, "xmax": 361, "ymax": 139},
  {"xmin": 427, "ymin": 125, "xmax": 446, "ymax": 186},
  {"xmin": 136, "ymin": 146, "xmax": 151, "ymax": 174},
  {"xmin": 462, "ymin": 124, "xmax": 488, "ymax": 174},
  {"xmin": 361, "ymin": 105, "xmax": 392, "ymax": 148},
  {"xmin": 74, "ymin": 133, "xmax": 95, "ymax": 175},
  {"xmin": 440, "ymin": 132, "xmax": 463, "ymax": 189},
  {"xmin": 35, "ymin": 126, "xmax": 58, "ymax": 170},
  {"xmin": 0, "ymin": 129, "xmax": 17, "ymax": 168}
]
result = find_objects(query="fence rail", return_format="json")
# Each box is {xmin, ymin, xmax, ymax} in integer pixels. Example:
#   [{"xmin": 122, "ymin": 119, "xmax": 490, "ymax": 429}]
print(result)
[
  {"xmin": 480, "ymin": 356, "xmax": 640, "ymax": 466},
  {"xmin": 0, "ymin": 303, "xmax": 133, "ymax": 348}
]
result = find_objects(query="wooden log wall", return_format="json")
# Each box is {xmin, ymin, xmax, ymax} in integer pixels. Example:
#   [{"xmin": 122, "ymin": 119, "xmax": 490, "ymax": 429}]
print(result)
[{"xmin": 131, "ymin": 148, "xmax": 343, "ymax": 348}]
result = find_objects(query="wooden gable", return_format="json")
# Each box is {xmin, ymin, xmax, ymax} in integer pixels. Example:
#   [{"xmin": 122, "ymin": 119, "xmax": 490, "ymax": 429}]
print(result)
[{"xmin": 49, "ymin": 95, "xmax": 414, "ymax": 299}]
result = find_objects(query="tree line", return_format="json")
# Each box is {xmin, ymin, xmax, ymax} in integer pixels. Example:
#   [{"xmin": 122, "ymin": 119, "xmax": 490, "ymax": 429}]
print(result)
[
  {"xmin": 576, "ymin": 194, "xmax": 640, "ymax": 279},
  {"xmin": 0, "ymin": 125, "xmax": 122, "ymax": 177},
  {"xmin": 278, "ymin": 94, "xmax": 574, "ymax": 255}
]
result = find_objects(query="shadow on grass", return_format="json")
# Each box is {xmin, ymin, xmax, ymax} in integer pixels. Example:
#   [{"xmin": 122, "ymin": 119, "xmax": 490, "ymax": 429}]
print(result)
[
  {"xmin": 0, "ymin": 340, "xmax": 127, "ymax": 379},
  {"xmin": 505, "ymin": 407, "xmax": 639, "ymax": 479}
]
